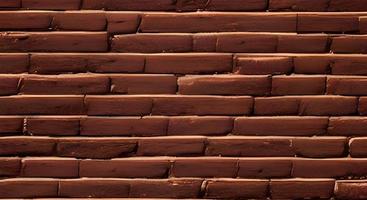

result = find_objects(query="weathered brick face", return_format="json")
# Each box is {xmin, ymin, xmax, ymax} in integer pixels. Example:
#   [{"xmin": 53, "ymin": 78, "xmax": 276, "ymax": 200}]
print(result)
[{"xmin": 1, "ymin": 0, "xmax": 367, "ymax": 199}]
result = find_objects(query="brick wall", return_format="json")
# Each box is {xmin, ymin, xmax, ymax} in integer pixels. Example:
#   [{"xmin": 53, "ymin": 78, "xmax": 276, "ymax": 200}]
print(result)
[{"xmin": 1, "ymin": 0, "xmax": 367, "ymax": 199}]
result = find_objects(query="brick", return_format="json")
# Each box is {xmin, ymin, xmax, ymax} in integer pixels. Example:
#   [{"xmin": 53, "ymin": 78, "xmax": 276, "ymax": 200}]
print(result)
[
  {"xmin": 0, "ymin": 32, "xmax": 108, "ymax": 52},
  {"xmin": 85, "ymin": 96, "xmax": 152, "ymax": 116},
  {"xmin": 180, "ymin": 0, "xmax": 267, "ymax": 11},
  {"xmin": 331, "ymin": 35, "xmax": 367, "ymax": 53},
  {"xmin": 293, "ymin": 55, "xmax": 332, "ymax": 74},
  {"xmin": 80, "ymin": 158, "xmax": 169, "ymax": 178},
  {"xmin": 80, "ymin": 117, "xmax": 167, "ymax": 136},
  {"xmin": 21, "ymin": 158, "xmax": 79, "ymax": 178},
  {"xmin": 145, "ymin": 53, "xmax": 232, "ymax": 74},
  {"xmin": 328, "ymin": 0, "xmax": 367, "ymax": 11},
  {"xmin": 292, "ymin": 159, "xmax": 367, "ymax": 178},
  {"xmin": 0, "ymin": 117, "xmax": 24, "ymax": 135},
  {"xmin": 192, "ymin": 34, "xmax": 217, "ymax": 52},
  {"xmin": 206, "ymin": 136, "xmax": 293, "ymax": 157},
  {"xmin": 0, "ymin": 179, "xmax": 58, "ymax": 198},
  {"xmin": 20, "ymin": 75, "xmax": 110, "ymax": 94},
  {"xmin": 350, "ymin": 138, "xmax": 367, "ymax": 157},
  {"xmin": 0, "ymin": 95, "xmax": 85, "ymax": 115},
  {"xmin": 298, "ymin": 13, "xmax": 360, "ymax": 33},
  {"xmin": 277, "ymin": 34, "xmax": 329, "ymax": 53},
  {"xmin": 110, "ymin": 74, "xmax": 177, "ymax": 94},
  {"xmin": 360, "ymin": 17, "xmax": 367, "ymax": 34},
  {"xmin": 137, "ymin": 136, "xmax": 206, "ymax": 156},
  {"xmin": 22, "ymin": 0, "xmax": 81, "ymax": 10},
  {"xmin": 167, "ymin": 116, "xmax": 233, "ymax": 136},
  {"xmin": 0, "ymin": 158, "xmax": 21, "ymax": 177},
  {"xmin": 270, "ymin": 179, "xmax": 335, "ymax": 199},
  {"xmin": 331, "ymin": 56, "xmax": 367, "ymax": 75},
  {"xmin": 172, "ymin": 158, "xmax": 238, "ymax": 178},
  {"xmin": 0, "ymin": 75, "xmax": 19, "ymax": 95},
  {"xmin": 269, "ymin": 0, "xmax": 329, "ymax": 11},
  {"xmin": 129, "ymin": 179, "xmax": 202, "ymax": 198},
  {"xmin": 293, "ymin": 137, "xmax": 347, "ymax": 158},
  {"xmin": 107, "ymin": 12, "xmax": 141, "ymax": 33},
  {"xmin": 59, "ymin": 179, "xmax": 130, "ymax": 198},
  {"xmin": 233, "ymin": 117, "xmax": 328, "ymax": 136},
  {"xmin": 111, "ymin": 34, "xmax": 192, "ymax": 53},
  {"xmin": 238, "ymin": 158, "xmax": 292, "ymax": 178},
  {"xmin": 0, "ymin": 137, "xmax": 55, "ymax": 156},
  {"xmin": 204, "ymin": 179, "xmax": 268, "ymax": 199},
  {"xmin": 328, "ymin": 117, "xmax": 367, "ymax": 136},
  {"xmin": 335, "ymin": 180, "xmax": 367, "ymax": 199},
  {"xmin": 82, "ymin": 0, "xmax": 176, "ymax": 11},
  {"xmin": 235, "ymin": 56, "xmax": 293, "ymax": 75},
  {"xmin": 26, "ymin": 117, "xmax": 79, "ymax": 136},
  {"xmin": 217, "ymin": 33, "xmax": 278, "ymax": 53},
  {"xmin": 140, "ymin": 13, "xmax": 296, "ymax": 33},
  {"xmin": 152, "ymin": 96, "xmax": 253, "ymax": 116},
  {"xmin": 178, "ymin": 75, "xmax": 271, "ymax": 96},
  {"xmin": 30, "ymin": 53, "xmax": 145, "ymax": 74},
  {"xmin": 52, "ymin": 12, "xmax": 106, "ymax": 31},
  {"xmin": 57, "ymin": 138, "xmax": 136, "ymax": 159},
  {"xmin": 360, "ymin": 97, "xmax": 367, "ymax": 115},
  {"xmin": 0, "ymin": 11, "xmax": 51, "ymax": 30},
  {"xmin": 271, "ymin": 75, "xmax": 326, "ymax": 95},
  {"xmin": 327, "ymin": 76, "xmax": 367, "ymax": 95},
  {"xmin": 0, "ymin": 0, "xmax": 21, "ymax": 8},
  {"xmin": 0, "ymin": 53, "xmax": 28, "ymax": 73},
  {"xmin": 254, "ymin": 96, "xmax": 357, "ymax": 116}
]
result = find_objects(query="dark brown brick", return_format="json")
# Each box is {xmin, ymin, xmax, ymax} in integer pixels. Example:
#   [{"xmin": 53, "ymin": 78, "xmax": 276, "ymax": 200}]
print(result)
[
  {"xmin": 331, "ymin": 35, "xmax": 367, "ymax": 53},
  {"xmin": 0, "ymin": 54, "xmax": 29, "ymax": 73},
  {"xmin": 0, "ymin": 158, "xmax": 21, "ymax": 177},
  {"xmin": 235, "ymin": 56, "xmax": 293, "ymax": 75},
  {"xmin": 293, "ymin": 137, "xmax": 347, "ymax": 158},
  {"xmin": 0, "ymin": 117, "xmax": 24, "ymax": 135},
  {"xmin": 176, "ymin": 0, "xmax": 267, "ymax": 11},
  {"xmin": 269, "ymin": 0, "xmax": 329, "ymax": 11},
  {"xmin": 277, "ymin": 34, "xmax": 329, "ymax": 53},
  {"xmin": 0, "ymin": 75, "xmax": 19, "ymax": 95},
  {"xmin": 272, "ymin": 75, "xmax": 326, "ymax": 95},
  {"xmin": 0, "ymin": 179, "xmax": 58, "ymax": 198},
  {"xmin": 328, "ymin": 117, "xmax": 367, "ymax": 136},
  {"xmin": 217, "ymin": 33, "xmax": 278, "ymax": 53},
  {"xmin": 327, "ymin": 76, "xmax": 367, "ymax": 95},
  {"xmin": 350, "ymin": 138, "xmax": 367, "ymax": 158},
  {"xmin": 22, "ymin": 0, "xmax": 81, "ymax": 10},
  {"xmin": 107, "ymin": 12, "xmax": 141, "ymax": 33},
  {"xmin": 294, "ymin": 55, "xmax": 331, "ymax": 74},
  {"xmin": 82, "ymin": 0, "xmax": 176, "ymax": 11},
  {"xmin": 328, "ymin": 0, "xmax": 367, "ymax": 11},
  {"xmin": 0, "ymin": 137, "xmax": 55, "ymax": 156},
  {"xmin": 0, "ymin": 0, "xmax": 21, "ymax": 8},
  {"xmin": 26, "ymin": 116, "xmax": 80, "ymax": 136},
  {"xmin": 335, "ymin": 180, "xmax": 367, "ymax": 200},
  {"xmin": 0, "ymin": 11, "xmax": 51, "ymax": 30},
  {"xmin": 298, "ymin": 13, "xmax": 360, "ymax": 32},
  {"xmin": 52, "ymin": 11, "xmax": 106, "ymax": 31},
  {"xmin": 21, "ymin": 158, "xmax": 79, "ymax": 178},
  {"xmin": 238, "ymin": 158, "xmax": 292, "ymax": 178}
]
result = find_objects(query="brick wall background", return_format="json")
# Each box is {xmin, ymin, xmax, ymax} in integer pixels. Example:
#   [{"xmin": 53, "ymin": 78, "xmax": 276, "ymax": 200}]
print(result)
[{"xmin": 1, "ymin": 0, "xmax": 367, "ymax": 199}]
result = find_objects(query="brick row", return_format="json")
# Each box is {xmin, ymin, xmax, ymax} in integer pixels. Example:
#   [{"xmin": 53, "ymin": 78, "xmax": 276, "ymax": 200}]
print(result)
[
  {"xmin": 1, "ymin": 135, "xmax": 366, "ymax": 158},
  {"xmin": 3, "ymin": 157, "xmax": 367, "ymax": 179},
  {"xmin": 5, "ymin": 0, "xmax": 366, "ymax": 12},
  {"xmin": 111, "ymin": 33, "xmax": 367, "ymax": 54}
]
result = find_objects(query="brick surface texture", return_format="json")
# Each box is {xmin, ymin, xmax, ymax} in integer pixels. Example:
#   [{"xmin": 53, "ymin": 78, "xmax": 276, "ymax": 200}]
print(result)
[{"xmin": 1, "ymin": 0, "xmax": 367, "ymax": 199}]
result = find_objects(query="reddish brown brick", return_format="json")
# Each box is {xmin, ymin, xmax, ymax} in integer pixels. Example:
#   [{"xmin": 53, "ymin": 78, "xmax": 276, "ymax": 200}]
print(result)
[
  {"xmin": 270, "ymin": 179, "xmax": 335, "ymax": 199},
  {"xmin": 0, "ymin": 178, "xmax": 58, "ymax": 198},
  {"xmin": 330, "ymin": 56, "xmax": 367, "ymax": 75},
  {"xmin": 233, "ymin": 117, "xmax": 328, "ymax": 136},
  {"xmin": 26, "ymin": 116, "xmax": 80, "ymax": 136},
  {"xmin": 145, "ymin": 53, "xmax": 233, "ymax": 74},
  {"xmin": 327, "ymin": 76, "xmax": 367, "ymax": 95},
  {"xmin": 293, "ymin": 137, "xmax": 347, "ymax": 158},
  {"xmin": 328, "ymin": 0, "xmax": 367, "ymax": 11},
  {"xmin": 57, "ymin": 137, "xmax": 137, "ymax": 159},
  {"xmin": 59, "ymin": 179, "xmax": 130, "ymax": 198},
  {"xmin": 0, "ymin": 95, "xmax": 85, "ymax": 115},
  {"xmin": 238, "ymin": 158, "xmax": 292, "ymax": 178},
  {"xmin": 0, "ymin": 11, "xmax": 51, "ymax": 30},
  {"xmin": 111, "ymin": 34, "xmax": 192, "ymax": 53},
  {"xmin": 167, "ymin": 116, "xmax": 233, "ymax": 136},
  {"xmin": 204, "ymin": 179, "xmax": 268, "ymax": 199},
  {"xmin": 0, "ymin": 75, "xmax": 19, "ymax": 95},
  {"xmin": 235, "ymin": 56, "xmax": 293, "ymax": 75},
  {"xmin": 80, "ymin": 117, "xmax": 167, "ymax": 136},
  {"xmin": 52, "ymin": 11, "xmax": 106, "ymax": 31},
  {"xmin": 359, "ymin": 97, "xmax": 367, "ymax": 115},
  {"xmin": 206, "ymin": 136, "xmax": 294, "ymax": 157},
  {"xmin": 111, "ymin": 74, "xmax": 177, "ymax": 94},
  {"xmin": 254, "ymin": 96, "xmax": 357, "ymax": 116},
  {"xmin": 331, "ymin": 35, "xmax": 367, "ymax": 53},
  {"xmin": 129, "ymin": 179, "xmax": 203, "ymax": 198},
  {"xmin": 22, "ymin": 0, "xmax": 81, "ymax": 10},
  {"xmin": 20, "ymin": 75, "xmax": 110, "ymax": 94},
  {"xmin": 181, "ymin": 0, "xmax": 267, "ymax": 11},
  {"xmin": 0, "ymin": 158, "xmax": 21, "ymax": 177},
  {"xmin": 21, "ymin": 158, "xmax": 79, "ymax": 178},
  {"xmin": 0, "ymin": 0, "xmax": 21, "ymax": 8},
  {"xmin": 137, "ymin": 136, "xmax": 206, "ymax": 156},
  {"xmin": 140, "ymin": 13, "xmax": 296, "ymax": 33},
  {"xmin": 360, "ymin": 17, "xmax": 367, "ymax": 34},
  {"xmin": 0, "ymin": 117, "xmax": 24, "ymax": 135},
  {"xmin": 277, "ymin": 34, "xmax": 329, "ymax": 53},
  {"xmin": 107, "ymin": 12, "xmax": 141, "ymax": 33},
  {"xmin": 85, "ymin": 96, "xmax": 152, "ymax": 116},
  {"xmin": 0, "ymin": 53, "xmax": 29, "ymax": 73},
  {"xmin": 298, "ymin": 13, "xmax": 360, "ymax": 32},
  {"xmin": 172, "ymin": 158, "xmax": 238, "ymax": 178},
  {"xmin": 269, "ymin": 0, "xmax": 329, "ymax": 11},
  {"xmin": 328, "ymin": 117, "xmax": 367, "ymax": 136},
  {"xmin": 335, "ymin": 180, "xmax": 367, "ymax": 199},
  {"xmin": 217, "ymin": 33, "xmax": 278, "ymax": 53},
  {"xmin": 293, "ymin": 55, "xmax": 331, "ymax": 74},
  {"xmin": 0, "ymin": 137, "xmax": 55, "ymax": 156},
  {"xmin": 80, "ymin": 158, "xmax": 169, "ymax": 178},
  {"xmin": 82, "ymin": 0, "xmax": 176, "ymax": 11},
  {"xmin": 272, "ymin": 75, "xmax": 326, "ymax": 95},
  {"xmin": 153, "ymin": 96, "xmax": 253, "ymax": 116},
  {"xmin": 178, "ymin": 75, "xmax": 271, "ymax": 96},
  {"xmin": 0, "ymin": 32, "xmax": 108, "ymax": 52},
  {"xmin": 192, "ymin": 33, "xmax": 217, "ymax": 51},
  {"xmin": 349, "ymin": 138, "xmax": 367, "ymax": 157}
]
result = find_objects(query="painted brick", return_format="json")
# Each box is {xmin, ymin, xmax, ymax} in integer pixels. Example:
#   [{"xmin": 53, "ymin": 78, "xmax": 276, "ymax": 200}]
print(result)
[
  {"xmin": 350, "ymin": 138, "xmax": 367, "ymax": 158},
  {"xmin": 0, "ymin": 0, "xmax": 21, "ymax": 8},
  {"xmin": 107, "ymin": 12, "xmax": 141, "ymax": 33},
  {"xmin": 176, "ymin": 0, "xmax": 267, "ymax": 11},
  {"xmin": 0, "ymin": 117, "xmax": 24, "ymax": 135},
  {"xmin": 235, "ymin": 56, "xmax": 293, "ymax": 75},
  {"xmin": 330, "ymin": 56, "xmax": 367, "ymax": 75},
  {"xmin": 21, "ymin": 158, "xmax": 79, "ymax": 178},
  {"xmin": 360, "ymin": 17, "xmax": 367, "ymax": 34},
  {"xmin": 335, "ymin": 180, "xmax": 367, "ymax": 199},
  {"xmin": 0, "ymin": 54, "xmax": 29, "ymax": 73},
  {"xmin": 22, "ymin": 0, "xmax": 81, "ymax": 10},
  {"xmin": 0, "ymin": 179, "xmax": 58, "ymax": 198},
  {"xmin": 0, "ymin": 75, "xmax": 20, "ymax": 95},
  {"xmin": 269, "ymin": 0, "xmax": 329, "ymax": 11},
  {"xmin": 82, "ymin": 0, "xmax": 176, "ymax": 11},
  {"xmin": 328, "ymin": 0, "xmax": 367, "ymax": 11},
  {"xmin": 272, "ymin": 75, "xmax": 326, "ymax": 95},
  {"xmin": 331, "ymin": 35, "xmax": 367, "ymax": 53},
  {"xmin": 217, "ymin": 33, "xmax": 278, "ymax": 53},
  {"xmin": 0, "ymin": 11, "xmax": 52, "ymax": 30},
  {"xmin": 0, "ymin": 137, "xmax": 55, "ymax": 156},
  {"xmin": 359, "ymin": 97, "xmax": 367, "ymax": 115},
  {"xmin": 277, "ymin": 34, "xmax": 329, "ymax": 53},
  {"xmin": 293, "ymin": 55, "xmax": 331, "ymax": 74},
  {"xmin": 52, "ymin": 11, "xmax": 106, "ymax": 31},
  {"xmin": 238, "ymin": 158, "xmax": 292, "ymax": 178},
  {"xmin": 298, "ymin": 13, "xmax": 360, "ymax": 32},
  {"xmin": 0, "ymin": 158, "xmax": 21, "ymax": 177},
  {"xmin": 26, "ymin": 116, "xmax": 80, "ymax": 136},
  {"xmin": 327, "ymin": 76, "xmax": 367, "ymax": 95},
  {"xmin": 328, "ymin": 117, "xmax": 367, "ymax": 136},
  {"xmin": 293, "ymin": 137, "xmax": 347, "ymax": 158}
]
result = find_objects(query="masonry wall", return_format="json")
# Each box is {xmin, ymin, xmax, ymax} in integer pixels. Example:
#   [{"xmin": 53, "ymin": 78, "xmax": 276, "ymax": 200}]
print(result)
[{"xmin": 1, "ymin": 0, "xmax": 367, "ymax": 199}]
